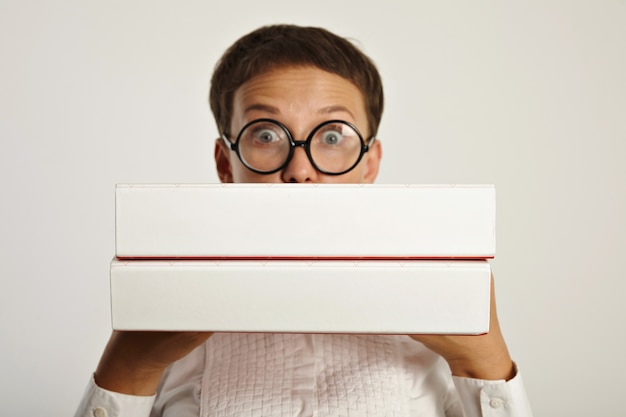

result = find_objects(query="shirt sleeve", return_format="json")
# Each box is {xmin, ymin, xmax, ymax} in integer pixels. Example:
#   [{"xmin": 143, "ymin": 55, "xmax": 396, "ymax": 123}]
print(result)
[
  {"xmin": 451, "ymin": 365, "xmax": 534, "ymax": 417},
  {"xmin": 74, "ymin": 375, "xmax": 156, "ymax": 417}
]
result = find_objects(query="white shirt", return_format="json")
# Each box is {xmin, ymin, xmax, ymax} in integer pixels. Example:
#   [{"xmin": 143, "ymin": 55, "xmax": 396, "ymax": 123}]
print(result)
[{"xmin": 75, "ymin": 334, "xmax": 533, "ymax": 417}]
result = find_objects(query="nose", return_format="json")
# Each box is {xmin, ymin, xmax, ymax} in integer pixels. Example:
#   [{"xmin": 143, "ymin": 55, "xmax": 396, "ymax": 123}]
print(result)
[{"xmin": 281, "ymin": 146, "xmax": 318, "ymax": 183}]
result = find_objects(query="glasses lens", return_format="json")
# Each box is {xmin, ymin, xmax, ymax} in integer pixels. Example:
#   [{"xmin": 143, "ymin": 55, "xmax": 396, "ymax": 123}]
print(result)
[
  {"xmin": 238, "ymin": 121, "xmax": 290, "ymax": 172},
  {"xmin": 309, "ymin": 122, "xmax": 363, "ymax": 173}
]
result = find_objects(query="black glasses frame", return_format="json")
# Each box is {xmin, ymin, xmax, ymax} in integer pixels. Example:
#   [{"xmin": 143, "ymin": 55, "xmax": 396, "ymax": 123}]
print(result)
[{"xmin": 221, "ymin": 118, "xmax": 375, "ymax": 176}]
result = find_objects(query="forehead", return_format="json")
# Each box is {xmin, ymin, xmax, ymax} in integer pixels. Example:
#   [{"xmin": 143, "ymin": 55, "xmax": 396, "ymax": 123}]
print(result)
[{"xmin": 231, "ymin": 66, "xmax": 368, "ymax": 130}]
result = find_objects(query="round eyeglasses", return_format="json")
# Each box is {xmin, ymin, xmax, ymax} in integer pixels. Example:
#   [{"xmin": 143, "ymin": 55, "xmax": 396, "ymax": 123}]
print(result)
[{"xmin": 221, "ymin": 119, "xmax": 375, "ymax": 175}]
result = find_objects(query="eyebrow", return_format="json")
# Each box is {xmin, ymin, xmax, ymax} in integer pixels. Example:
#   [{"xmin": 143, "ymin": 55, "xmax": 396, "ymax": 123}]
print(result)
[
  {"xmin": 243, "ymin": 104, "xmax": 356, "ymax": 119},
  {"xmin": 243, "ymin": 104, "xmax": 280, "ymax": 115},
  {"xmin": 317, "ymin": 105, "xmax": 355, "ymax": 119}
]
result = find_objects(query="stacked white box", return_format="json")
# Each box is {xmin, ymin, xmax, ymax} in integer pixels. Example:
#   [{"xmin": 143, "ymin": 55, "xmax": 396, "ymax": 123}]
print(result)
[
  {"xmin": 111, "ymin": 184, "xmax": 495, "ymax": 333},
  {"xmin": 115, "ymin": 184, "xmax": 495, "ymax": 259},
  {"xmin": 111, "ymin": 259, "xmax": 491, "ymax": 334}
]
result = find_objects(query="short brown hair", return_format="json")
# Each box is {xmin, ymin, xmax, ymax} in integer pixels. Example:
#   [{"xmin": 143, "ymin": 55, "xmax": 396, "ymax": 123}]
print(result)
[{"xmin": 209, "ymin": 24, "xmax": 384, "ymax": 137}]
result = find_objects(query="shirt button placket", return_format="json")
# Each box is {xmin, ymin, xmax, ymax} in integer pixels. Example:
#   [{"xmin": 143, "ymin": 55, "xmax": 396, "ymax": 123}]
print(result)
[
  {"xmin": 93, "ymin": 406, "xmax": 108, "ymax": 417},
  {"xmin": 489, "ymin": 397, "xmax": 506, "ymax": 409}
]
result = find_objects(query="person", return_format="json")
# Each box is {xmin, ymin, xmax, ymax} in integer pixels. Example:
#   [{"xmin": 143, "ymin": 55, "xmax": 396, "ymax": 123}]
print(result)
[{"xmin": 75, "ymin": 24, "xmax": 533, "ymax": 417}]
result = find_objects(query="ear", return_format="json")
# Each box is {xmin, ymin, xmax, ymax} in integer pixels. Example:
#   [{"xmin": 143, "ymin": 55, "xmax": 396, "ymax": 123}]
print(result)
[
  {"xmin": 362, "ymin": 139, "xmax": 382, "ymax": 183},
  {"xmin": 214, "ymin": 138, "xmax": 234, "ymax": 183}
]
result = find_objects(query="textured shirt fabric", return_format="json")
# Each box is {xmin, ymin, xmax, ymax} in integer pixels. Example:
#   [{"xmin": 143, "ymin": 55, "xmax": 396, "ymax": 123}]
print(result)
[{"xmin": 75, "ymin": 334, "xmax": 533, "ymax": 417}]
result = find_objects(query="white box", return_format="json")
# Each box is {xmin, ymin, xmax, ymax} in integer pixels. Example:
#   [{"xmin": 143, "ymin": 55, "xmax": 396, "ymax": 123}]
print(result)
[
  {"xmin": 110, "ymin": 259, "xmax": 491, "ymax": 334},
  {"xmin": 115, "ymin": 184, "xmax": 496, "ymax": 259}
]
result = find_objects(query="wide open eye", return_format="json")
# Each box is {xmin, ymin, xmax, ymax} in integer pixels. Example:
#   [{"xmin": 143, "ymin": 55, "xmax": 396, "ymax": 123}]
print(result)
[
  {"xmin": 238, "ymin": 120, "xmax": 290, "ymax": 172},
  {"xmin": 313, "ymin": 122, "xmax": 360, "ymax": 149},
  {"xmin": 252, "ymin": 127, "xmax": 282, "ymax": 144},
  {"xmin": 239, "ymin": 121, "xmax": 289, "ymax": 148},
  {"xmin": 320, "ymin": 129, "xmax": 344, "ymax": 146},
  {"xmin": 310, "ymin": 122, "xmax": 363, "ymax": 173}
]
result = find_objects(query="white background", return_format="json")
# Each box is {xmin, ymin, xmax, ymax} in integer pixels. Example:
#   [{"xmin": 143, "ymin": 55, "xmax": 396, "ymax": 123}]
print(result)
[{"xmin": 1, "ymin": 1, "xmax": 625, "ymax": 416}]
